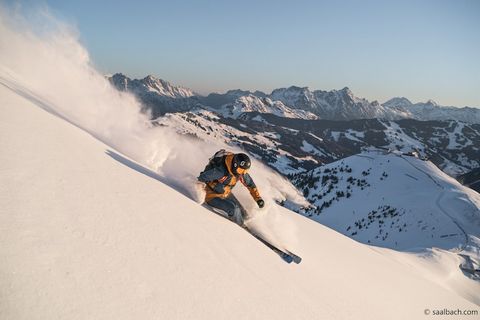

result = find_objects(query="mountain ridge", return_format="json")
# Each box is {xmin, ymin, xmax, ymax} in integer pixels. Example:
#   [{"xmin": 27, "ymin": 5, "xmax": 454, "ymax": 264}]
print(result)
[{"xmin": 107, "ymin": 73, "xmax": 480, "ymax": 123}]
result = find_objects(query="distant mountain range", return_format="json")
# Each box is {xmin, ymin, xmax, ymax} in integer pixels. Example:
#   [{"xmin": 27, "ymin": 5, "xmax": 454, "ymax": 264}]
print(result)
[
  {"xmin": 383, "ymin": 97, "xmax": 480, "ymax": 124},
  {"xmin": 108, "ymin": 73, "xmax": 200, "ymax": 118},
  {"xmin": 107, "ymin": 73, "xmax": 480, "ymax": 188},
  {"xmin": 107, "ymin": 73, "xmax": 480, "ymax": 123}
]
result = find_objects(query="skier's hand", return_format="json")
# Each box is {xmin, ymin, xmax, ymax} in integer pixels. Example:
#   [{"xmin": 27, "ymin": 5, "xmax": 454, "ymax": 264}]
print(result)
[{"xmin": 256, "ymin": 199, "xmax": 265, "ymax": 208}]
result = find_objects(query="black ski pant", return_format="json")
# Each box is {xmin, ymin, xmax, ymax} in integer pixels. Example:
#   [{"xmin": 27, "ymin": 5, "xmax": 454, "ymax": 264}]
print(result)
[{"xmin": 206, "ymin": 194, "xmax": 246, "ymax": 226}]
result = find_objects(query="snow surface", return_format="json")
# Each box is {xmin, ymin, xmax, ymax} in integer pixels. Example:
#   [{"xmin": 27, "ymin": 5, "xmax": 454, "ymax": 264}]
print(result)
[{"xmin": 297, "ymin": 148, "xmax": 480, "ymax": 303}]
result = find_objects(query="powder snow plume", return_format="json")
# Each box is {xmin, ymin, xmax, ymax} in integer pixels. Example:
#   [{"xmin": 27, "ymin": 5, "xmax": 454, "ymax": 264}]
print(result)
[{"xmin": 0, "ymin": 5, "xmax": 307, "ymax": 243}]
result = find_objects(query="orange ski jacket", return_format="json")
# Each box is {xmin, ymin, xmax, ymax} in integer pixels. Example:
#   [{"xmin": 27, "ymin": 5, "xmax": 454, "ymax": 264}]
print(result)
[{"xmin": 198, "ymin": 153, "xmax": 261, "ymax": 202}]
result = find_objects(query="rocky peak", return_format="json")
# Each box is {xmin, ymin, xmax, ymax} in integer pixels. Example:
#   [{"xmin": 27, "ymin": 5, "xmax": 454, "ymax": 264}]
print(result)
[
  {"xmin": 225, "ymin": 89, "xmax": 253, "ymax": 97},
  {"xmin": 383, "ymin": 97, "xmax": 413, "ymax": 108},
  {"xmin": 109, "ymin": 73, "xmax": 130, "ymax": 91}
]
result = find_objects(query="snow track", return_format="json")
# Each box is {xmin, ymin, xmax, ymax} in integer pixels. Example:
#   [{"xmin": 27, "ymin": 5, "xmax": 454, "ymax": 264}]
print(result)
[
  {"xmin": 400, "ymin": 155, "xmax": 470, "ymax": 252},
  {"xmin": 399, "ymin": 155, "xmax": 444, "ymax": 189},
  {"xmin": 435, "ymin": 191, "xmax": 469, "ymax": 252},
  {"xmin": 400, "ymin": 156, "xmax": 469, "ymax": 252}
]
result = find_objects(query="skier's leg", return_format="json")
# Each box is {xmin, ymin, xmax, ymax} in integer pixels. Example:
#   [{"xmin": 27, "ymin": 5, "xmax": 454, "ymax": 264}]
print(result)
[
  {"xmin": 206, "ymin": 197, "xmax": 244, "ymax": 226},
  {"xmin": 227, "ymin": 194, "xmax": 248, "ymax": 222}
]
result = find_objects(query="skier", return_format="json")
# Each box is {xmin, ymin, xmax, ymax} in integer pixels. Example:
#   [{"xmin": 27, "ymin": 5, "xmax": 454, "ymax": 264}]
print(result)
[
  {"xmin": 198, "ymin": 150, "xmax": 265, "ymax": 225},
  {"xmin": 197, "ymin": 150, "xmax": 302, "ymax": 264}
]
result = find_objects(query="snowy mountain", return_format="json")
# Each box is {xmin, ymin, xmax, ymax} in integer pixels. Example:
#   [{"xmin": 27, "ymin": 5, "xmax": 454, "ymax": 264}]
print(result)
[
  {"xmin": 270, "ymin": 86, "xmax": 404, "ymax": 120},
  {"xmin": 109, "ymin": 73, "xmax": 196, "ymax": 98},
  {"xmin": 382, "ymin": 97, "xmax": 414, "ymax": 108},
  {"xmin": 106, "ymin": 76, "xmax": 480, "ymax": 179},
  {"xmin": 109, "ymin": 74, "xmax": 480, "ymax": 124},
  {"xmin": 292, "ymin": 149, "xmax": 479, "ymax": 250},
  {"xmin": 107, "ymin": 75, "xmax": 317, "ymax": 120},
  {"xmin": 108, "ymin": 73, "xmax": 202, "ymax": 117},
  {"xmin": 384, "ymin": 97, "xmax": 480, "ymax": 124},
  {"xmin": 208, "ymin": 94, "xmax": 318, "ymax": 120},
  {"xmin": 290, "ymin": 149, "xmax": 480, "ymax": 300},
  {"xmin": 201, "ymin": 85, "xmax": 406, "ymax": 121},
  {"xmin": 269, "ymin": 87, "xmax": 480, "ymax": 123},
  {"xmin": 157, "ymin": 111, "xmax": 480, "ymax": 177}
]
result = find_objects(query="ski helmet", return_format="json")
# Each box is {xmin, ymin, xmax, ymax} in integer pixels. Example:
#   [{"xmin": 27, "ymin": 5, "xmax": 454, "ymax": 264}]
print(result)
[{"xmin": 232, "ymin": 153, "xmax": 251, "ymax": 173}]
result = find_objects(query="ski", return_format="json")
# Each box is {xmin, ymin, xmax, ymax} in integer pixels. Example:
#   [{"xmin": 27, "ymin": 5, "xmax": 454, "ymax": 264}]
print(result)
[
  {"xmin": 243, "ymin": 226, "xmax": 302, "ymax": 264},
  {"xmin": 204, "ymin": 204, "xmax": 302, "ymax": 264}
]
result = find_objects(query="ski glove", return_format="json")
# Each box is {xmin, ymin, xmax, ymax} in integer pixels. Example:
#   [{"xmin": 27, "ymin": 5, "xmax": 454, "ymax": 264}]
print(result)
[{"xmin": 256, "ymin": 199, "xmax": 265, "ymax": 208}]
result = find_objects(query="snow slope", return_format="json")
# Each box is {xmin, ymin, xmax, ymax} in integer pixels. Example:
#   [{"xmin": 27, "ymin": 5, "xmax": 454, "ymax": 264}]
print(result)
[
  {"xmin": 298, "ymin": 150, "xmax": 480, "ymax": 251},
  {"xmin": 2, "ymin": 74, "xmax": 479, "ymax": 320},
  {"xmin": 293, "ymin": 149, "xmax": 480, "ymax": 303}
]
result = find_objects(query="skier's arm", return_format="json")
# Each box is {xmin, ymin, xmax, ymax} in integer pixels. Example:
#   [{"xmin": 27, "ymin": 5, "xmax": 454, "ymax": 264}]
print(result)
[
  {"xmin": 197, "ymin": 167, "xmax": 225, "ymax": 183},
  {"xmin": 240, "ymin": 173, "xmax": 262, "ymax": 202}
]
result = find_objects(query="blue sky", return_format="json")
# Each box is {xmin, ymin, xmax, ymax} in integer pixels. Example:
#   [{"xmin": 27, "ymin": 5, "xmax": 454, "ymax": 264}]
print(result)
[{"xmin": 11, "ymin": 0, "xmax": 480, "ymax": 106}]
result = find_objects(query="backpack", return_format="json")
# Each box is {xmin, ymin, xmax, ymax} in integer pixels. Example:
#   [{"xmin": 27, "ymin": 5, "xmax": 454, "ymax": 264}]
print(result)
[{"xmin": 204, "ymin": 149, "xmax": 233, "ymax": 172}]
